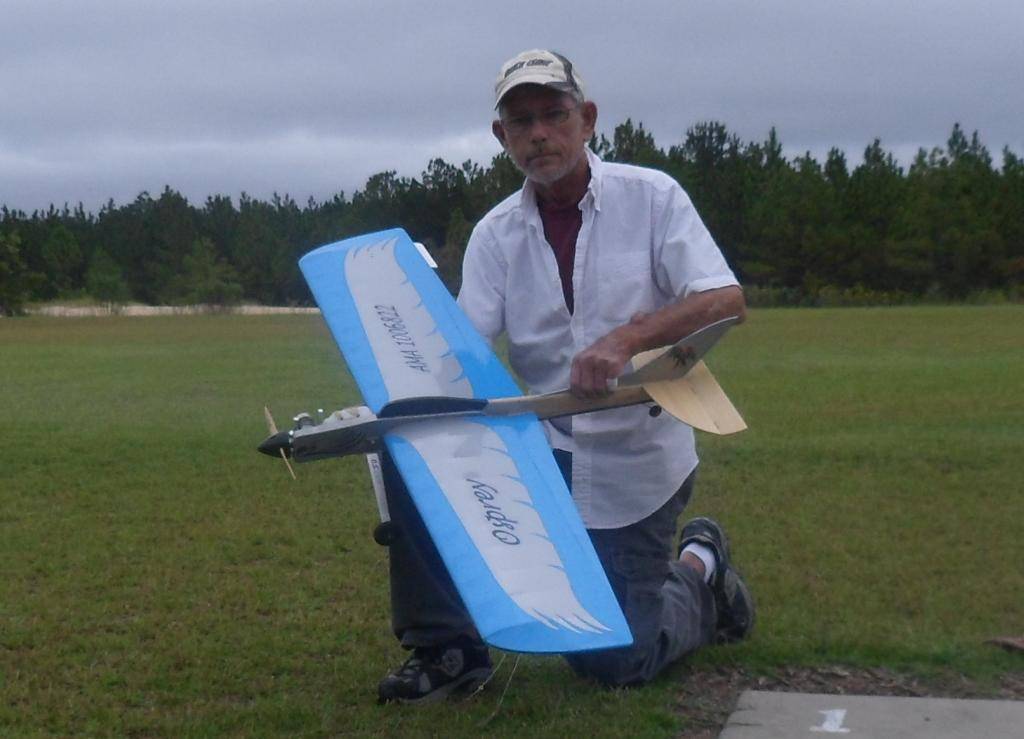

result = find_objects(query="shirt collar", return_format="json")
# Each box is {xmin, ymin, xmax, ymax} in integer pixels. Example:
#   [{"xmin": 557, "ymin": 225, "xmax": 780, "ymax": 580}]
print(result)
[
  {"xmin": 584, "ymin": 147, "xmax": 604, "ymax": 212},
  {"xmin": 518, "ymin": 147, "xmax": 604, "ymax": 216}
]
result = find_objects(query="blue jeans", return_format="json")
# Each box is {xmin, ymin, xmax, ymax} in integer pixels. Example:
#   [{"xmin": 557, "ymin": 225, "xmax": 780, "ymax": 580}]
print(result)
[{"xmin": 385, "ymin": 450, "xmax": 716, "ymax": 686}]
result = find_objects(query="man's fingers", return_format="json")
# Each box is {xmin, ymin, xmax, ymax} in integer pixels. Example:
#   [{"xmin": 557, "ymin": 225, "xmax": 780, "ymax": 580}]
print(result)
[
  {"xmin": 577, "ymin": 358, "xmax": 614, "ymax": 398},
  {"xmin": 572, "ymin": 343, "xmax": 629, "ymax": 398},
  {"xmin": 591, "ymin": 363, "xmax": 611, "ymax": 397},
  {"xmin": 570, "ymin": 360, "xmax": 589, "ymax": 398},
  {"xmin": 581, "ymin": 363, "xmax": 600, "ymax": 398},
  {"xmin": 570, "ymin": 356, "xmax": 599, "ymax": 398}
]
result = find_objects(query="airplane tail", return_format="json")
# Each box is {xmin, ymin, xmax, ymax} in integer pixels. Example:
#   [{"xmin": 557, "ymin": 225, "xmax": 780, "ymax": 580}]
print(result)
[
  {"xmin": 641, "ymin": 360, "xmax": 747, "ymax": 435},
  {"xmin": 628, "ymin": 340, "xmax": 746, "ymax": 434},
  {"xmin": 488, "ymin": 318, "xmax": 748, "ymax": 434}
]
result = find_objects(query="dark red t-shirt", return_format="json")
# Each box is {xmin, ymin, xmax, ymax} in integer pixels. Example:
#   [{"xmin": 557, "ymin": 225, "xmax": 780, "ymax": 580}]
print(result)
[{"xmin": 537, "ymin": 198, "xmax": 583, "ymax": 314}]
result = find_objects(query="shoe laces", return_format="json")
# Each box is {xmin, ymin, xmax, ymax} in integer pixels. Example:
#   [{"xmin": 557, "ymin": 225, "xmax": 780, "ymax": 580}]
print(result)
[{"xmin": 396, "ymin": 645, "xmax": 444, "ymax": 676}]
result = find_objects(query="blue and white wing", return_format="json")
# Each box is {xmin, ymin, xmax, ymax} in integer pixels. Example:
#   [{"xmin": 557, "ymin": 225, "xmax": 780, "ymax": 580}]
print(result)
[
  {"xmin": 299, "ymin": 229, "xmax": 632, "ymax": 653},
  {"xmin": 389, "ymin": 416, "xmax": 630, "ymax": 652},
  {"xmin": 300, "ymin": 229, "xmax": 516, "ymax": 410}
]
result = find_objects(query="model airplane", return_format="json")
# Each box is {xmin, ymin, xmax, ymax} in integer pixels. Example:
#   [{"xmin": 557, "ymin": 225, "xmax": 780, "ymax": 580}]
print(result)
[
  {"xmin": 258, "ymin": 315, "xmax": 744, "ymax": 463},
  {"xmin": 257, "ymin": 228, "xmax": 746, "ymax": 655}
]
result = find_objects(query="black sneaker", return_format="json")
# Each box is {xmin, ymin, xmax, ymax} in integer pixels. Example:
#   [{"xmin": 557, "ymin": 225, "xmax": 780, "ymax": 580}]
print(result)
[
  {"xmin": 377, "ymin": 635, "xmax": 492, "ymax": 705},
  {"xmin": 679, "ymin": 516, "xmax": 755, "ymax": 644}
]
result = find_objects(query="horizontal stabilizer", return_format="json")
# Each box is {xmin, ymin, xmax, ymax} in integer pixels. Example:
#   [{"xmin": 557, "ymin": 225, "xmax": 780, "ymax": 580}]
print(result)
[{"xmin": 642, "ymin": 360, "xmax": 747, "ymax": 435}]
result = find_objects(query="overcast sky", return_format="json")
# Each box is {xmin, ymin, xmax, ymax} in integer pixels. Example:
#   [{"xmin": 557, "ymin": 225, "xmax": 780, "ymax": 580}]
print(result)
[{"xmin": 2, "ymin": 0, "xmax": 1021, "ymax": 213}]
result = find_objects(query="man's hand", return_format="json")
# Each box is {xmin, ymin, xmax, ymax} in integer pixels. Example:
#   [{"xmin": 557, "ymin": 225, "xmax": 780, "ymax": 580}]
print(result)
[{"xmin": 569, "ymin": 316, "xmax": 644, "ymax": 399}]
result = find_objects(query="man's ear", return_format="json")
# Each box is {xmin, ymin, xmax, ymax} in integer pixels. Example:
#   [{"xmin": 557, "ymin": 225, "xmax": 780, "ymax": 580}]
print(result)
[
  {"xmin": 492, "ymin": 119, "xmax": 508, "ymax": 149},
  {"xmin": 580, "ymin": 101, "xmax": 598, "ymax": 139}
]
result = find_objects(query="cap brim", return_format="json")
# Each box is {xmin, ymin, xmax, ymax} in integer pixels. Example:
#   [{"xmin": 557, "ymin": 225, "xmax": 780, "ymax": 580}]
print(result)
[{"xmin": 494, "ymin": 74, "xmax": 577, "ymax": 108}]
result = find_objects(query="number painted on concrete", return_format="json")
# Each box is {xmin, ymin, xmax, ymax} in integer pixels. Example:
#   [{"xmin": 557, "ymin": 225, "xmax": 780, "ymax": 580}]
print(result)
[{"xmin": 810, "ymin": 708, "xmax": 851, "ymax": 733}]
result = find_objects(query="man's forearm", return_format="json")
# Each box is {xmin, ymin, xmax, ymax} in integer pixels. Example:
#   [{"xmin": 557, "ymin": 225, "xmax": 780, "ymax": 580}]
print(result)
[{"xmin": 616, "ymin": 285, "xmax": 746, "ymax": 357}]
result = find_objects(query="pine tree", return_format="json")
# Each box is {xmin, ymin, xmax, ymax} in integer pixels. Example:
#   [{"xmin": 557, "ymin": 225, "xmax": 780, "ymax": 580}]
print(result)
[
  {"xmin": 0, "ymin": 232, "xmax": 31, "ymax": 316},
  {"xmin": 85, "ymin": 247, "xmax": 131, "ymax": 304}
]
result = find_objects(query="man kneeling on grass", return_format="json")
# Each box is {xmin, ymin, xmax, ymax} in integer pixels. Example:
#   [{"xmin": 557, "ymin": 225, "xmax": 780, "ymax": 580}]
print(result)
[{"xmin": 377, "ymin": 49, "xmax": 755, "ymax": 704}]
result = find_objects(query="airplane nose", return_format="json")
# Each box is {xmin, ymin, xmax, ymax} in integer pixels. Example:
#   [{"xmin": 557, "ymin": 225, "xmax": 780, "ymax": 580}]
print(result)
[{"xmin": 257, "ymin": 430, "xmax": 292, "ymax": 458}]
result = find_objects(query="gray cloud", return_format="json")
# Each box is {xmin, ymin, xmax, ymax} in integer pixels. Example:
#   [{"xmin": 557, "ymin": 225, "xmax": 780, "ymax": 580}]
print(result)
[{"xmin": 2, "ymin": 0, "xmax": 1021, "ymax": 212}]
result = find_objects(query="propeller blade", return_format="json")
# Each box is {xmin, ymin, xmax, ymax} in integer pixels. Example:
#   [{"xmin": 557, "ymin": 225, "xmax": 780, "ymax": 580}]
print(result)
[
  {"xmin": 262, "ymin": 406, "xmax": 296, "ymax": 480},
  {"xmin": 279, "ymin": 449, "xmax": 297, "ymax": 480},
  {"xmin": 264, "ymin": 405, "xmax": 278, "ymax": 435}
]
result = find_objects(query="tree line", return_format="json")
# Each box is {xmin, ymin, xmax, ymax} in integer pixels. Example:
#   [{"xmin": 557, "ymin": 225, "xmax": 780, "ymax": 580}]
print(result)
[{"xmin": 1, "ymin": 121, "xmax": 1021, "ymax": 315}]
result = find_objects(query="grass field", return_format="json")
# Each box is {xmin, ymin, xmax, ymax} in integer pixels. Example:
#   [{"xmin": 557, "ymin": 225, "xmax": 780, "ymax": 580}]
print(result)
[{"xmin": 2, "ymin": 306, "xmax": 1022, "ymax": 736}]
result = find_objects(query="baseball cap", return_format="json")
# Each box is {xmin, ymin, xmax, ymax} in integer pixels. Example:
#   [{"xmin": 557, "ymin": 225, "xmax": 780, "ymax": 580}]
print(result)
[{"xmin": 494, "ymin": 49, "xmax": 586, "ymax": 108}]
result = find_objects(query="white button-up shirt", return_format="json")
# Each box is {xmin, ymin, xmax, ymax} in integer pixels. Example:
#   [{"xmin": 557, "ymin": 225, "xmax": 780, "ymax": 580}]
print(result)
[{"xmin": 457, "ymin": 149, "xmax": 739, "ymax": 529}]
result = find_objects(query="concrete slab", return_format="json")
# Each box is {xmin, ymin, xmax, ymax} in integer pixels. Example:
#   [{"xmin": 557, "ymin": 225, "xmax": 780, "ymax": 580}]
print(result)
[{"xmin": 719, "ymin": 690, "xmax": 1024, "ymax": 738}]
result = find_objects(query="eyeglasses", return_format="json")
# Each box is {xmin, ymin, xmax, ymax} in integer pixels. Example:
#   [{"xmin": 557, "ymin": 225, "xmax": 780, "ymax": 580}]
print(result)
[{"xmin": 500, "ymin": 106, "xmax": 578, "ymax": 136}]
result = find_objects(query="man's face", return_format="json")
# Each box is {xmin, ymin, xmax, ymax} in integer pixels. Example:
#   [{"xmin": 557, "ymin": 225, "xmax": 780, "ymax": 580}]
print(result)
[{"xmin": 493, "ymin": 85, "xmax": 597, "ymax": 187}]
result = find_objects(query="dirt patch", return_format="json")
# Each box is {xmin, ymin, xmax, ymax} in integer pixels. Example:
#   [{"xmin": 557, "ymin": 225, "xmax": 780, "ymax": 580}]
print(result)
[
  {"xmin": 988, "ymin": 636, "xmax": 1024, "ymax": 653},
  {"xmin": 673, "ymin": 665, "xmax": 1024, "ymax": 738}
]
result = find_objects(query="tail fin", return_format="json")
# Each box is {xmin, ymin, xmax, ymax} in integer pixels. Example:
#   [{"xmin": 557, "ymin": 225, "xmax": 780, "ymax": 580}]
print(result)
[
  {"xmin": 622, "ymin": 316, "xmax": 739, "ymax": 386},
  {"xmin": 642, "ymin": 360, "xmax": 747, "ymax": 435}
]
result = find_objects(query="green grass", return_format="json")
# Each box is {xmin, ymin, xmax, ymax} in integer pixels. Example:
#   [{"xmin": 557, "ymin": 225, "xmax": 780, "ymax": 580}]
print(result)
[
  {"xmin": 1, "ymin": 307, "xmax": 1022, "ymax": 736},
  {"xmin": 696, "ymin": 307, "xmax": 1024, "ymax": 672}
]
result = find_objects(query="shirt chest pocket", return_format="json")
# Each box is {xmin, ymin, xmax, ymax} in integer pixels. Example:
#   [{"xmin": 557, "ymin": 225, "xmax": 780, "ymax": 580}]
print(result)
[{"xmin": 596, "ymin": 251, "xmax": 655, "ymax": 322}]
